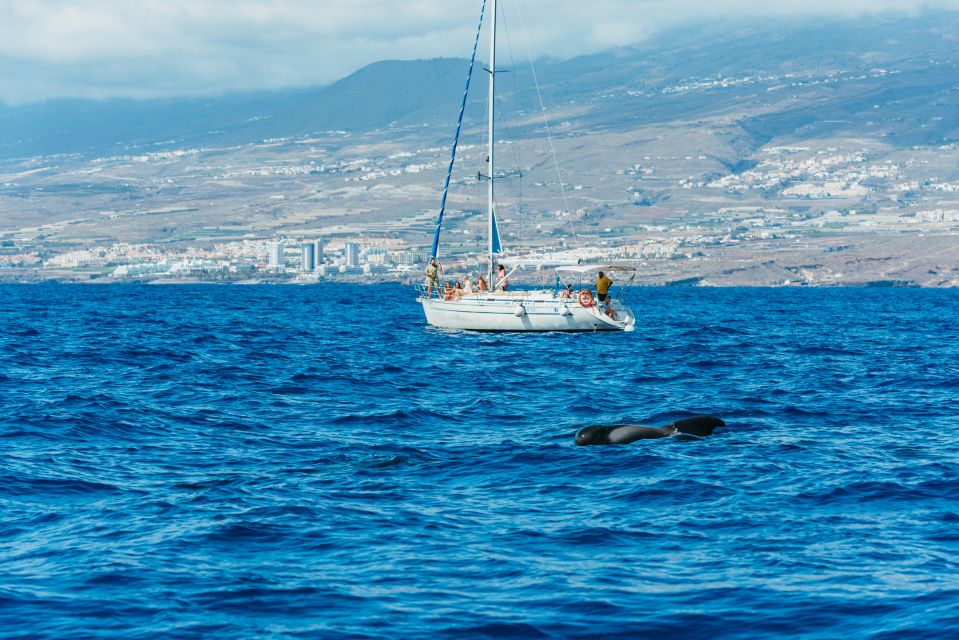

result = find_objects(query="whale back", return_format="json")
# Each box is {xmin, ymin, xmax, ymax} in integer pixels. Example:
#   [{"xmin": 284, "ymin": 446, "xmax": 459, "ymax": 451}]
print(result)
[
  {"xmin": 575, "ymin": 415, "xmax": 726, "ymax": 446},
  {"xmin": 606, "ymin": 425, "xmax": 669, "ymax": 444},
  {"xmin": 575, "ymin": 424, "xmax": 668, "ymax": 445},
  {"xmin": 575, "ymin": 425, "xmax": 615, "ymax": 446}
]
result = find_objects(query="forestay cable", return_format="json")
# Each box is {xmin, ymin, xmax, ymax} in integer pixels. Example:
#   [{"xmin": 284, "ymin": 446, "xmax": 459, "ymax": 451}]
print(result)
[
  {"xmin": 513, "ymin": 0, "xmax": 578, "ymax": 242},
  {"xmin": 430, "ymin": 0, "xmax": 489, "ymax": 260}
]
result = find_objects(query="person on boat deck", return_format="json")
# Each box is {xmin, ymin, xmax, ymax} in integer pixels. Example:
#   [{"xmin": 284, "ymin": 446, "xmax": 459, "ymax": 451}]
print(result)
[
  {"xmin": 476, "ymin": 274, "xmax": 489, "ymax": 291},
  {"xmin": 560, "ymin": 284, "xmax": 573, "ymax": 299},
  {"xmin": 461, "ymin": 276, "xmax": 474, "ymax": 294},
  {"xmin": 443, "ymin": 282, "xmax": 455, "ymax": 301},
  {"xmin": 424, "ymin": 258, "xmax": 441, "ymax": 297},
  {"xmin": 452, "ymin": 281, "xmax": 465, "ymax": 299},
  {"xmin": 495, "ymin": 264, "xmax": 509, "ymax": 291},
  {"xmin": 596, "ymin": 271, "xmax": 613, "ymax": 303}
]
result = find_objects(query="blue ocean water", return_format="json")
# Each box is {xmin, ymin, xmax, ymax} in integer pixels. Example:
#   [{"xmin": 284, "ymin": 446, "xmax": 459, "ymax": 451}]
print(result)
[{"xmin": 1, "ymin": 284, "xmax": 958, "ymax": 639}]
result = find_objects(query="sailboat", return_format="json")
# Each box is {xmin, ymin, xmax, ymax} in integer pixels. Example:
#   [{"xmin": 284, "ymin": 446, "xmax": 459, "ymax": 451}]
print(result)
[{"xmin": 418, "ymin": 0, "xmax": 636, "ymax": 332}]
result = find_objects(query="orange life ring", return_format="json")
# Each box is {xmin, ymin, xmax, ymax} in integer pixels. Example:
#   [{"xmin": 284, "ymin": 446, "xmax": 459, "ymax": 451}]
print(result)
[{"xmin": 578, "ymin": 290, "xmax": 594, "ymax": 307}]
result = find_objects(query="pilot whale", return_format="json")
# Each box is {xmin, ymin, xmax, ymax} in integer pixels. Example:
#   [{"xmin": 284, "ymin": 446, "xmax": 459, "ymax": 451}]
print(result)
[{"xmin": 575, "ymin": 415, "xmax": 725, "ymax": 446}]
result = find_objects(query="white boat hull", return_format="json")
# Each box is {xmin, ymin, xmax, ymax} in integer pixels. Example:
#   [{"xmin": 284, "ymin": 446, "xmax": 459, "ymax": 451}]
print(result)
[{"xmin": 419, "ymin": 292, "xmax": 635, "ymax": 332}]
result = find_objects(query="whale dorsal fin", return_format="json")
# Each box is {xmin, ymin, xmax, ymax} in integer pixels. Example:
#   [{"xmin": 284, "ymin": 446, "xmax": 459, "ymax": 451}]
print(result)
[{"xmin": 668, "ymin": 416, "xmax": 725, "ymax": 437}]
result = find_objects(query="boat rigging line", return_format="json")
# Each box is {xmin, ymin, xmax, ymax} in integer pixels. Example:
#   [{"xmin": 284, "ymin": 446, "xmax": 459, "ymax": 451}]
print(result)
[
  {"xmin": 430, "ymin": 0, "xmax": 488, "ymax": 261},
  {"xmin": 513, "ymin": 0, "xmax": 579, "ymax": 243}
]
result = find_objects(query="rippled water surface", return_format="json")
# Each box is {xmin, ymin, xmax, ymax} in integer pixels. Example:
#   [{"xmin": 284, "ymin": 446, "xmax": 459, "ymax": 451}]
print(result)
[{"xmin": 2, "ymin": 284, "xmax": 958, "ymax": 639}]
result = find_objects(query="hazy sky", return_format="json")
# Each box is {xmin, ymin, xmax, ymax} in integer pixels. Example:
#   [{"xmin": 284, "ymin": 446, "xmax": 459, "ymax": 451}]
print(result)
[{"xmin": 1, "ymin": 0, "xmax": 957, "ymax": 104}]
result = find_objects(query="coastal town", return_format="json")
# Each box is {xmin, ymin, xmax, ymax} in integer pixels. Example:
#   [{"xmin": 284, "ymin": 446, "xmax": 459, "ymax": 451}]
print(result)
[{"xmin": 2, "ymin": 125, "xmax": 958, "ymax": 287}]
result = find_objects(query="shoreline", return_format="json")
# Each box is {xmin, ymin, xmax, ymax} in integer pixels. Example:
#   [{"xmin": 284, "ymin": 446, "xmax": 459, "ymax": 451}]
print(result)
[{"xmin": 0, "ymin": 275, "xmax": 944, "ymax": 288}]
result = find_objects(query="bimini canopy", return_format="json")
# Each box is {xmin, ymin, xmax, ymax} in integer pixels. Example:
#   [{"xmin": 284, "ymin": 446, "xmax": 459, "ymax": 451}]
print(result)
[{"xmin": 555, "ymin": 264, "xmax": 637, "ymax": 275}]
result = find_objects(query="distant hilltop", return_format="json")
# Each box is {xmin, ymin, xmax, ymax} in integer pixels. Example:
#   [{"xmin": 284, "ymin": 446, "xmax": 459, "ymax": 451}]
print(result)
[
  {"xmin": 0, "ymin": 58, "xmax": 470, "ymax": 160},
  {"xmin": 1, "ymin": 11, "xmax": 958, "ymax": 160}
]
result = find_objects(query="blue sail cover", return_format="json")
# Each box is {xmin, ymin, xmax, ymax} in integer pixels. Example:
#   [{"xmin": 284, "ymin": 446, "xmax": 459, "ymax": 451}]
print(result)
[
  {"xmin": 430, "ymin": 0, "xmax": 488, "ymax": 260},
  {"xmin": 490, "ymin": 206, "xmax": 503, "ymax": 254}
]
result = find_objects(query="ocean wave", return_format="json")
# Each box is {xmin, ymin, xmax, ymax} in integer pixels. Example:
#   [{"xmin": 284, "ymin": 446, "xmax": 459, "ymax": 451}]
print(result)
[
  {"xmin": 330, "ymin": 407, "xmax": 451, "ymax": 426},
  {"xmin": 1, "ymin": 284, "xmax": 958, "ymax": 638},
  {"xmin": 4, "ymin": 476, "xmax": 124, "ymax": 496}
]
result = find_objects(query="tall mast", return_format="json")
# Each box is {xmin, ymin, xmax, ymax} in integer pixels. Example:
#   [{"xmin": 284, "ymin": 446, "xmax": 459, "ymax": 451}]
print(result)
[{"xmin": 487, "ymin": 0, "xmax": 497, "ymax": 286}]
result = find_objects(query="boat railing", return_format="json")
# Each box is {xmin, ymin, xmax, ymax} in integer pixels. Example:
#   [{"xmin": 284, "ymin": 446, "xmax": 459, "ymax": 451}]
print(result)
[
  {"xmin": 414, "ymin": 283, "xmax": 436, "ymax": 299},
  {"xmin": 418, "ymin": 286, "xmax": 637, "ymax": 313}
]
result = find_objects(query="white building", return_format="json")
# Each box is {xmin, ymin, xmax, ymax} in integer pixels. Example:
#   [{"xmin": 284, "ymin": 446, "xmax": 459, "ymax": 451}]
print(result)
[
  {"xmin": 345, "ymin": 242, "xmax": 360, "ymax": 267},
  {"xmin": 314, "ymin": 239, "xmax": 324, "ymax": 269},
  {"xmin": 268, "ymin": 241, "xmax": 284, "ymax": 270},
  {"xmin": 301, "ymin": 243, "xmax": 315, "ymax": 272}
]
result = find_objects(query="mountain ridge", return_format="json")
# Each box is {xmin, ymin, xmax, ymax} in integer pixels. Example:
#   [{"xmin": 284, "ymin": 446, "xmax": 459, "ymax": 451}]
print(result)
[{"xmin": 1, "ymin": 11, "xmax": 958, "ymax": 160}]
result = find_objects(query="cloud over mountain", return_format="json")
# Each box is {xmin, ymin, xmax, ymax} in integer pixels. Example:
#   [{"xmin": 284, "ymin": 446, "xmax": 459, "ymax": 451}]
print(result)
[{"xmin": 2, "ymin": 0, "xmax": 958, "ymax": 104}]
